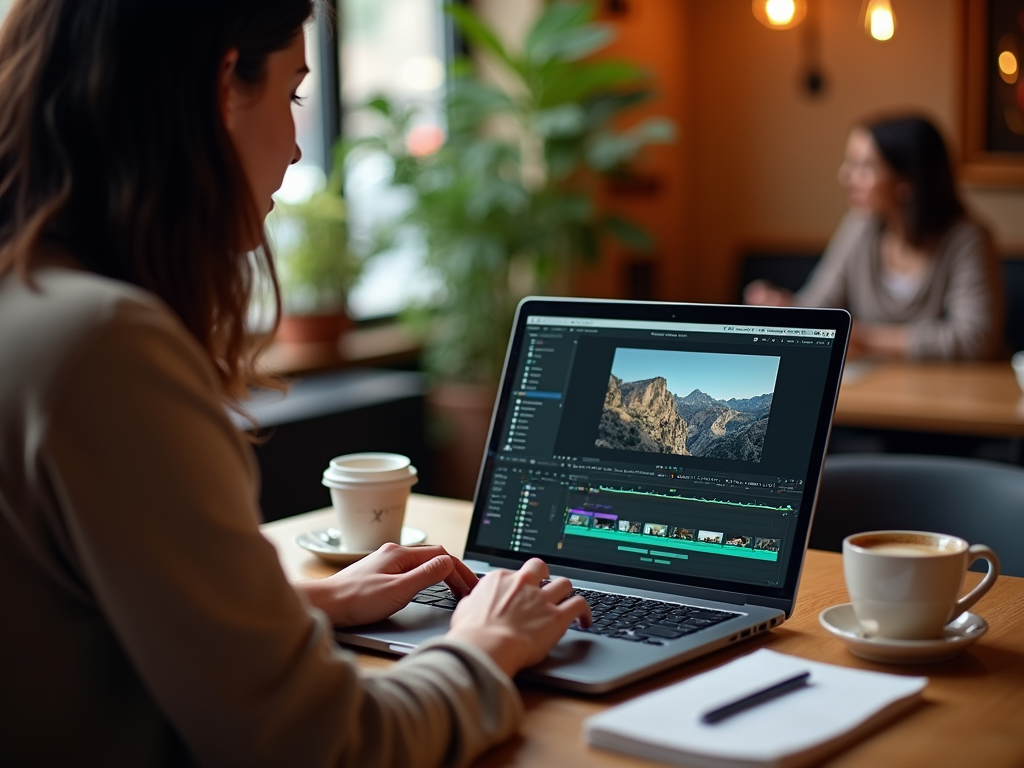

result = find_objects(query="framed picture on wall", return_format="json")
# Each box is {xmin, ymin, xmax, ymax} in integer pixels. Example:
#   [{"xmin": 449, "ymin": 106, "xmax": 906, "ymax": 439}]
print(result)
[{"xmin": 960, "ymin": 0, "xmax": 1024, "ymax": 186}]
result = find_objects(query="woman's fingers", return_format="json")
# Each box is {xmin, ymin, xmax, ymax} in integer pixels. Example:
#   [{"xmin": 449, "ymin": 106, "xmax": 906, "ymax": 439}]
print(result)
[
  {"xmin": 443, "ymin": 554, "xmax": 480, "ymax": 597},
  {"xmin": 540, "ymin": 576, "xmax": 575, "ymax": 602},
  {"xmin": 518, "ymin": 557, "xmax": 550, "ymax": 585},
  {"xmin": 557, "ymin": 594, "xmax": 593, "ymax": 628}
]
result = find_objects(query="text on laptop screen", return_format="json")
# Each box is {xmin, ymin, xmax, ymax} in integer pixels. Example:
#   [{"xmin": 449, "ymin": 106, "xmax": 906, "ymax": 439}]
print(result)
[{"xmin": 470, "ymin": 314, "xmax": 838, "ymax": 591}]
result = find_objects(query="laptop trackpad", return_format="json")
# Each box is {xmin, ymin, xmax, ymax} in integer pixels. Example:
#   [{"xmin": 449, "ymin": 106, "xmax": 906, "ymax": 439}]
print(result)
[{"xmin": 336, "ymin": 603, "xmax": 454, "ymax": 650}]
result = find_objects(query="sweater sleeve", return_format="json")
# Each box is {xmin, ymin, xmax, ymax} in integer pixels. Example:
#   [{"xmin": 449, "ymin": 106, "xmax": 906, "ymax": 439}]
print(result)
[
  {"xmin": 794, "ymin": 211, "xmax": 870, "ymax": 309},
  {"xmin": 44, "ymin": 298, "xmax": 522, "ymax": 768},
  {"xmin": 905, "ymin": 222, "xmax": 1005, "ymax": 361}
]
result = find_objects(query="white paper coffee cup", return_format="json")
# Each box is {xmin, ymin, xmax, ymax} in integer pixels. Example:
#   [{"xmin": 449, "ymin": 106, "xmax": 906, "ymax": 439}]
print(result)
[{"xmin": 322, "ymin": 453, "xmax": 418, "ymax": 552}]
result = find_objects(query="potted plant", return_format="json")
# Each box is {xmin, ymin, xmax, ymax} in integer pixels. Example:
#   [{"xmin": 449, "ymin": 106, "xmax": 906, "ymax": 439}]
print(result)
[
  {"xmin": 345, "ymin": 0, "xmax": 675, "ymax": 495},
  {"xmin": 269, "ymin": 160, "xmax": 363, "ymax": 344}
]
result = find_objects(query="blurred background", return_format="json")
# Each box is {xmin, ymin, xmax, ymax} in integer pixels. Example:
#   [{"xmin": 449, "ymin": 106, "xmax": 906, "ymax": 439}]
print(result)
[{"xmin": 4, "ymin": 0, "xmax": 1020, "ymax": 516}]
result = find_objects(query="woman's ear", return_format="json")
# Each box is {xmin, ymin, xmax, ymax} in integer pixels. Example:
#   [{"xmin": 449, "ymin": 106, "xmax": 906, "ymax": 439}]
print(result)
[
  {"xmin": 219, "ymin": 48, "xmax": 241, "ymax": 131},
  {"xmin": 895, "ymin": 180, "xmax": 914, "ymax": 203}
]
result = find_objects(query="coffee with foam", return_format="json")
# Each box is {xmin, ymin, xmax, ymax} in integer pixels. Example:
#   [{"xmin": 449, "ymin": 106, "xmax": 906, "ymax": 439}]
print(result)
[
  {"xmin": 863, "ymin": 542, "xmax": 942, "ymax": 557},
  {"xmin": 853, "ymin": 532, "xmax": 962, "ymax": 557}
]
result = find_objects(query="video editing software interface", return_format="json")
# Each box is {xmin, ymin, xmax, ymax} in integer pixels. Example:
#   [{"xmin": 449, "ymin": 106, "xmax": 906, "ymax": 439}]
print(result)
[{"xmin": 471, "ymin": 314, "xmax": 838, "ymax": 590}]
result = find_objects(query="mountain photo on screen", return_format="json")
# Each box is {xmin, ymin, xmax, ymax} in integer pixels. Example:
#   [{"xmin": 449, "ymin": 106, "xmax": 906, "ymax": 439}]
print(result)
[{"xmin": 596, "ymin": 348, "xmax": 781, "ymax": 463}]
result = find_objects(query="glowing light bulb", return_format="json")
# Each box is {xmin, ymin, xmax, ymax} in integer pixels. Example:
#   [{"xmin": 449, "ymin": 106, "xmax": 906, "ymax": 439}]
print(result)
[
  {"xmin": 752, "ymin": 0, "xmax": 805, "ymax": 31},
  {"xmin": 765, "ymin": 0, "xmax": 796, "ymax": 25},
  {"xmin": 999, "ymin": 51, "xmax": 1019, "ymax": 84},
  {"xmin": 863, "ymin": 0, "xmax": 896, "ymax": 42}
]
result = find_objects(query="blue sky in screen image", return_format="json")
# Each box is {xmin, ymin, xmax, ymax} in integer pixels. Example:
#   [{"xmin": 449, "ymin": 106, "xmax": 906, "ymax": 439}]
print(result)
[{"xmin": 610, "ymin": 348, "xmax": 780, "ymax": 401}]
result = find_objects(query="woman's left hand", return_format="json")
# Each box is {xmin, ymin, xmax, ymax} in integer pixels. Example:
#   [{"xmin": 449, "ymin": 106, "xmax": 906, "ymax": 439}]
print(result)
[{"xmin": 295, "ymin": 543, "xmax": 479, "ymax": 627}]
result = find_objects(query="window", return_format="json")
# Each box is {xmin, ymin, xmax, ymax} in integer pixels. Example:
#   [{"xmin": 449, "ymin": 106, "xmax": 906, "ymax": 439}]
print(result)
[
  {"xmin": 338, "ymin": 0, "xmax": 450, "ymax": 319},
  {"xmin": 277, "ymin": 0, "xmax": 450, "ymax": 320}
]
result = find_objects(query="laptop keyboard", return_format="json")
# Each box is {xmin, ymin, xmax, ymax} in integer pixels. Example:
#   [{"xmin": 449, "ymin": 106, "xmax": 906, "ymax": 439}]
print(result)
[
  {"xmin": 410, "ymin": 584, "xmax": 740, "ymax": 645},
  {"xmin": 568, "ymin": 588, "xmax": 739, "ymax": 645},
  {"xmin": 411, "ymin": 583, "xmax": 462, "ymax": 610}
]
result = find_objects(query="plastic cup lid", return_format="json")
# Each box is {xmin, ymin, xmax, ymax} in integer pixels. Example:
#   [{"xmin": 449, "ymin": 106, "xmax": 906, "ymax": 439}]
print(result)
[{"xmin": 322, "ymin": 452, "xmax": 418, "ymax": 488}]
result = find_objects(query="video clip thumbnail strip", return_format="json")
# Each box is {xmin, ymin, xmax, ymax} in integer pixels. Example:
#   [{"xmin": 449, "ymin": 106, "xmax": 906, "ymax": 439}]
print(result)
[{"xmin": 562, "ymin": 510, "xmax": 782, "ymax": 564}]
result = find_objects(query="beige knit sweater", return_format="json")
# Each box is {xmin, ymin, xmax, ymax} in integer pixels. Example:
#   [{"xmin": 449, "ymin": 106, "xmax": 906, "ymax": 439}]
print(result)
[{"xmin": 0, "ymin": 266, "xmax": 522, "ymax": 767}]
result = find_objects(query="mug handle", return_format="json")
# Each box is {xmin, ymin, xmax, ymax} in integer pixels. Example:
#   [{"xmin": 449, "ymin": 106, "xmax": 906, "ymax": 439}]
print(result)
[{"xmin": 949, "ymin": 544, "xmax": 1001, "ymax": 621}]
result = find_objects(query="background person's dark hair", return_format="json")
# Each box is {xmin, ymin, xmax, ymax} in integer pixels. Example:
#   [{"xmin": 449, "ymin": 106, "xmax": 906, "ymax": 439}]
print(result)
[
  {"xmin": 863, "ymin": 115, "xmax": 965, "ymax": 249},
  {"xmin": 0, "ymin": 0, "xmax": 314, "ymax": 402}
]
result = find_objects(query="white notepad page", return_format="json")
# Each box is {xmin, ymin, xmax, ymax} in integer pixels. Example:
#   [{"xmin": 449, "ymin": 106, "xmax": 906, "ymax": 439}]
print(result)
[{"xmin": 584, "ymin": 648, "xmax": 927, "ymax": 768}]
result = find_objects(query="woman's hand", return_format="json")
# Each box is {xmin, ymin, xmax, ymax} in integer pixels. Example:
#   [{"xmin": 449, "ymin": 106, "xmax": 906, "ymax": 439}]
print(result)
[
  {"xmin": 743, "ymin": 280, "xmax": 794, "ymax": 307},
  {"xmin": 446, "ymin": 558, "xmax": 592, "ymax": 678},
  {"xmin": 849, "ymin": 320, "xmax": 909, "ymax": 359},
  {"xmin": 296, "ymin": 543, "xmax": 479, "ymax": 627}
]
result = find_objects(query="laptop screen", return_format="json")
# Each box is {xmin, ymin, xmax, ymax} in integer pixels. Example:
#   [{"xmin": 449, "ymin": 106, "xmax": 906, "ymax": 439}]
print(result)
[{"xmin": 465, "ymin": 299, "xmax": 849, "ymax": 604}]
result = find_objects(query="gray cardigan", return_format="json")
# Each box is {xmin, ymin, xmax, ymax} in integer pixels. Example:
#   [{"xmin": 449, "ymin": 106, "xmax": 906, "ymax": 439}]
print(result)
[{"xmin": 795, "ymin": 211, "xmax": 1004, "ymax": 360}]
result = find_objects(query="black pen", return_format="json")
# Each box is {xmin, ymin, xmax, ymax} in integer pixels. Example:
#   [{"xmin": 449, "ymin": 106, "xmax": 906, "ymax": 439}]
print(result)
[{"xmin": 700, "ymin": 671, "xmax": 811, "ymax": 724}]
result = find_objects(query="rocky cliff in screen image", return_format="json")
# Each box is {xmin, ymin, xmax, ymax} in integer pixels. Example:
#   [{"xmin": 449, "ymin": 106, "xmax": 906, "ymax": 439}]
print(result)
[{"xmin": 597, "ymin": 376, "xmax": 772, "ymax": 462}]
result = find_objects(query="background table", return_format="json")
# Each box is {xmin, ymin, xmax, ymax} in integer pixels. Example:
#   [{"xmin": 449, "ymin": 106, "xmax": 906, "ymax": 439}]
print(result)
[
  {"xmin": 262, "ymin": 495, "xmax": 1024, "ymax": 768},
  {"xmin": 835, "ymin": 361, "xmax": 1024, "ymax": 438}
]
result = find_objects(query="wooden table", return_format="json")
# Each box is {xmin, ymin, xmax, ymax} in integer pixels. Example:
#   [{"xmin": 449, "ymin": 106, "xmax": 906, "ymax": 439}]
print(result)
[
  {"xmin": 262, "ymin": 495, "xmax": 1024, "ymax": 768},
  {"xmin": 834, "ymin": 360, "xmax": 1024, "ymax": 438}
]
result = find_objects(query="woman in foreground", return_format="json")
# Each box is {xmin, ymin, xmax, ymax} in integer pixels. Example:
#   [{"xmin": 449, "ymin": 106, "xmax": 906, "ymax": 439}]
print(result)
[
  {"xmin": 745, "ymin": 115, "xmax": 1003, "ymax": 360},
  {"xmin": 0, "ymin": 1, "xmax": 590, "ymax": 766}
]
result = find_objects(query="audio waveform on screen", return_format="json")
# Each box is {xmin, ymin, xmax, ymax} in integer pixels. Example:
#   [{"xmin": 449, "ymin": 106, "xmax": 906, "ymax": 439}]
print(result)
[{"xmin": 595, "ymin": 485, "xmax": 793, "ymax": 513}]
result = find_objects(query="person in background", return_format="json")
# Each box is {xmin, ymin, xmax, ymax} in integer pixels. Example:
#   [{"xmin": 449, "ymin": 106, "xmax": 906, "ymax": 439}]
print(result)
[
  {"xmin": 745, "ymin": 115, "xmax": 1004, "ymax": 360},
  {"xmin": 0, "ymin": 1, "xmax": 590, "ymax": 766}
]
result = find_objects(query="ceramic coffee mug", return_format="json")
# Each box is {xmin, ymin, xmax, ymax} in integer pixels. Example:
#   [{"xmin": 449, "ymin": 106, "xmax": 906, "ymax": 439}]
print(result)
[
  {"xmin": 321, "ymin": 453, "xmax": 418, "ymax": 552},
  {"xmin": 842, "ymin": 530, "xmax": 1000, "ymax": 640}
]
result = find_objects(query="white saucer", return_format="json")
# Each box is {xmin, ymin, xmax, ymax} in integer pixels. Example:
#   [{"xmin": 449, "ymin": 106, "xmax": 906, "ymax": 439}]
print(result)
[
  {"xmin": 296, "ymin": 527, "xmax": 427, "ymax": 566},
  {"xmin": 819, "ymin": 603, "xmax": 987, "ymax": 664}
]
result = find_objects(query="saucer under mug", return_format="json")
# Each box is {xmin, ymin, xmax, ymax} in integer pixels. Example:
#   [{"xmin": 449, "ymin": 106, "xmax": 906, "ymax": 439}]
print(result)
[
  {"xmin": 819, "ymin": 603, "xmax": 987, "ymax": 664},
  {"xmin": 297, "ymin": 526, "xmax": 428, "ymax": 566}
]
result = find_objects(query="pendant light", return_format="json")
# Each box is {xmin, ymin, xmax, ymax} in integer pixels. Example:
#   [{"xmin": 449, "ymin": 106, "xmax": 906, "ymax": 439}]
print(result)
[
  {"xmin": 752, "ymin": 0, "xmax": 807, "ymax": 31},
  {"xmin": 862, "ymin": 0, "xmax": 896, "ymax": 42}
]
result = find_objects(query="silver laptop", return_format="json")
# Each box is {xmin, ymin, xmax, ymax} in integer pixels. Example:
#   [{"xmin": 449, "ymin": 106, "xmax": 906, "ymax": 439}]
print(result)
[{"xmin": 336, "ymin": 297, "xmax": 851, "ymax": 693}]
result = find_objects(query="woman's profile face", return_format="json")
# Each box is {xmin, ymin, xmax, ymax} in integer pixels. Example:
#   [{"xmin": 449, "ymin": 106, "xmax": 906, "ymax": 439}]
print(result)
[
  {"xmin": 837, "ymin": 128, "xmax": 904, "ymax": 217},
  {"xmin": 223, "ymin": 31, "xmax": 309, "ymax": 220}
]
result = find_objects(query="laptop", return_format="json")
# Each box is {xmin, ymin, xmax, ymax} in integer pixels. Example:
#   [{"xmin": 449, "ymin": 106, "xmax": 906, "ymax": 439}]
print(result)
[{"xmin": 336, "ymin": 297, "xmax": 851, "ymax": 692}]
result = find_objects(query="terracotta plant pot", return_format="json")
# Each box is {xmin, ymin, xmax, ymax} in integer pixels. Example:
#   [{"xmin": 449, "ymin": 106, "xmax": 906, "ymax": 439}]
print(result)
[{"xmin": 276, "ymin": 311, "xmax": 353, "ymax": 345}]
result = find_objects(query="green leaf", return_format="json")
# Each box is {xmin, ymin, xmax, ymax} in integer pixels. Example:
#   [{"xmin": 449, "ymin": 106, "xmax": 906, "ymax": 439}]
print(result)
[
  {"xmin": 575, "ymin": 221, "xmax": 600, "ymax": 263},
  {"xmin": 365, "ymin": 96, "xmax": 392, "ymax": 117},
  {"xmin": 524, "ymin": 1, "xmax": 595, "ymax": 64},
  {"xmin": 545, "ymin": 139, "xmax": 584, "ymax": 182},
  {"xmin": 449, "ymin": 57, "xmax": 474, "ymax": 79},
  {"xmin": 586, "ymin": 132, "xmax": 639, "ymax": 171},
  {"xmin": 603, "ymin": 215, "xmax": 655, "ymax": 250},
  {"xmin": 534, "ymin": 104, "xmax": 586, "ymax": 138},
  {"xmin": 445, "ymin": 4, "xmax": 520, "ymax": 75},
  {"xmin": 449, "ymin": 81, "xmax": 517, "ymax": 118},
  {"xmin": 539, "ymin": 61, "xmax": 643, "ymax": 107},
  {"xmin": 585, "ymin": 88, "xmax": 655, "ymax": 126},
  {"xmin": 629, "ymin": 116, "xmax": 677, "ymax": 144},
  {"xmin": 534, "ymin": 25, "xmax": 614, "ymax": 65}
]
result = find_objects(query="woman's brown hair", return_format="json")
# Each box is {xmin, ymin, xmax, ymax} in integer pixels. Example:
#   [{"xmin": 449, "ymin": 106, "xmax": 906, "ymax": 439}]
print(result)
[
  {"xmin": 863, "ymin": 115, "xmax": 965, "ymax": 250},
  {"xmin": 0, "ymin": 0, "xmax": 313, "ymax": 402}
]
